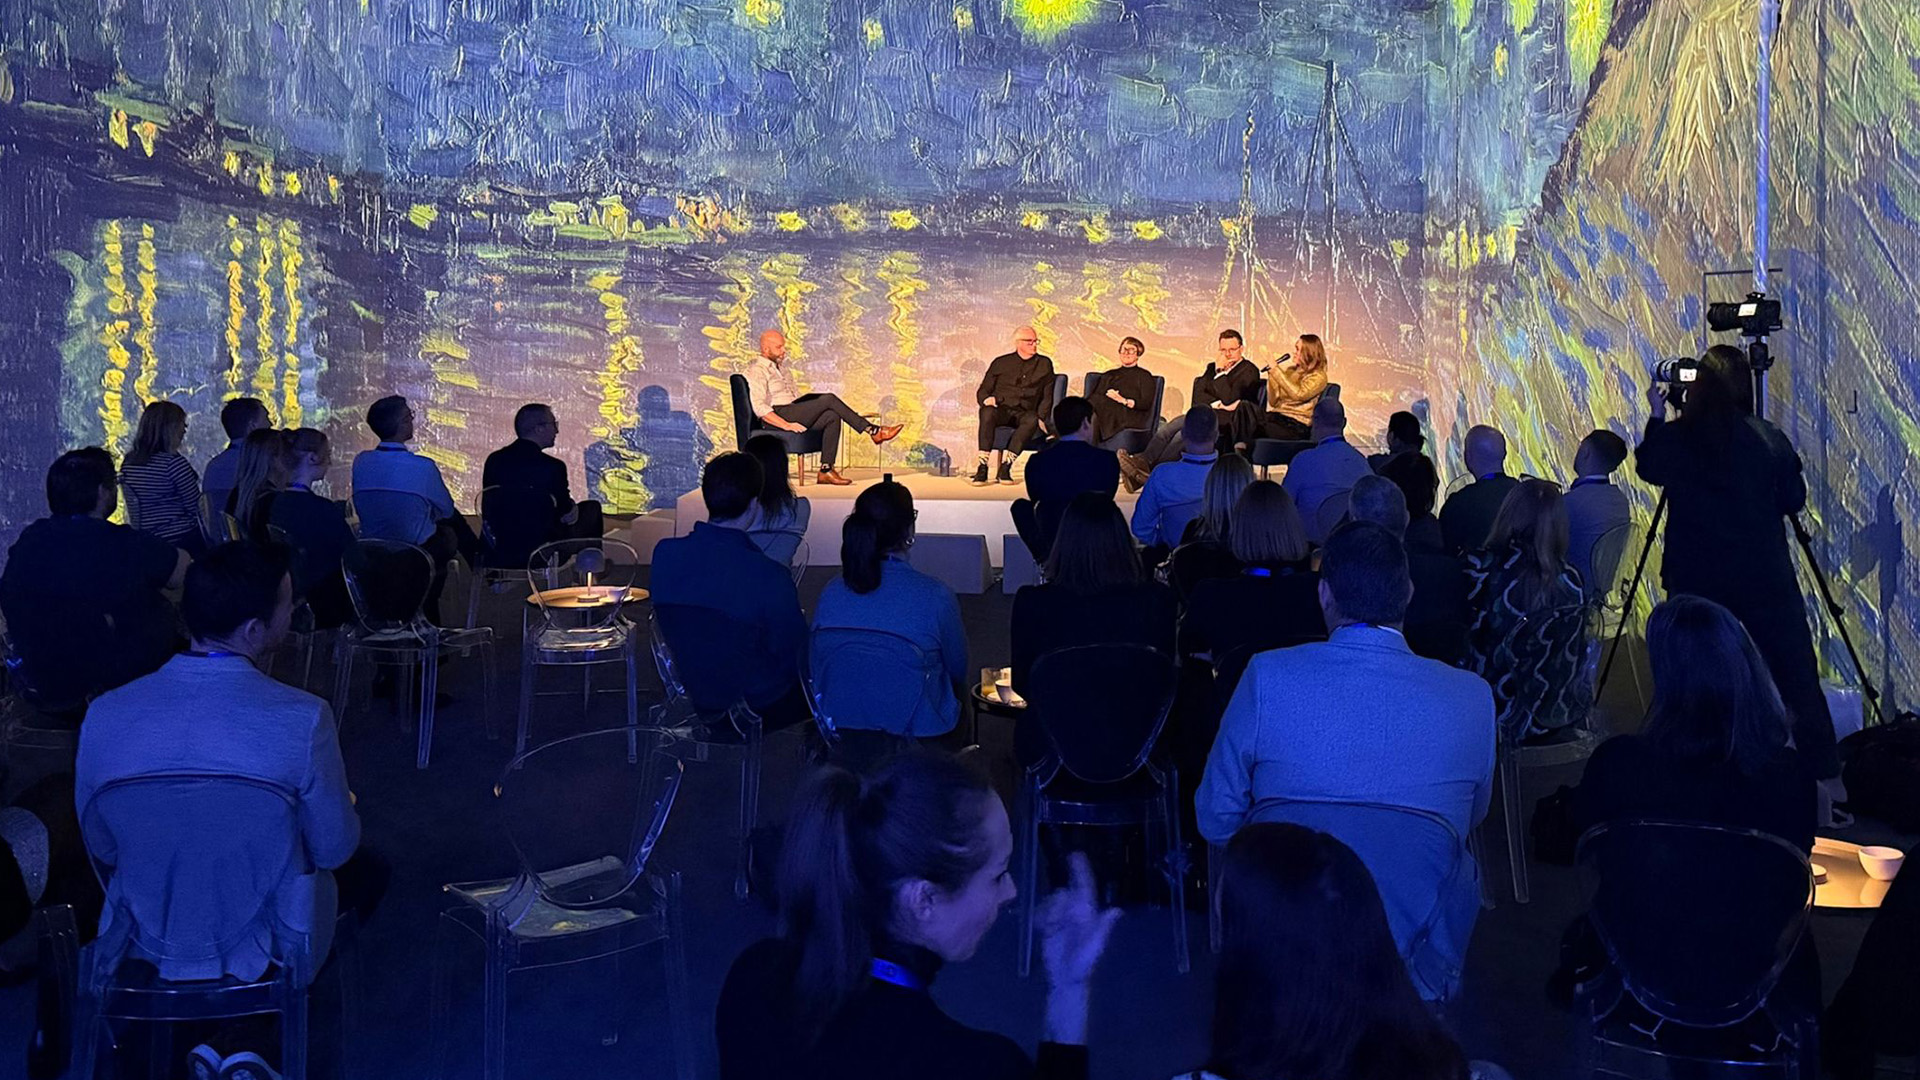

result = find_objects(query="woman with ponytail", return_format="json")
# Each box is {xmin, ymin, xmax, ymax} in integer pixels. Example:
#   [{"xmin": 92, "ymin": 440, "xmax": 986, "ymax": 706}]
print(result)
[
  {"xmin": 718, "ymin": 751, "xmax": 1119, "ymax": 1080},
  {"xmin": 811, "ymin": 480, "xmax": 969, "ymax": 736}
]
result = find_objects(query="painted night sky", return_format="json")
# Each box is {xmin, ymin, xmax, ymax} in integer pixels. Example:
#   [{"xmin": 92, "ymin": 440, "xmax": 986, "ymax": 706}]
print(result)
[{"xmin": 1, "ymin": 0, "xmax": 1917, "ymax": 711}]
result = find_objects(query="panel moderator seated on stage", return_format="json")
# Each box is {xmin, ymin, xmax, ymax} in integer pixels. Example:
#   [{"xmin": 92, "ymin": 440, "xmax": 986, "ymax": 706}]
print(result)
[
  {"xmin": 743, "ymin": 329, "xmax": 902, "ymax": 487},
  {"xmin": 972, "ymin": 324, "xmax": 1056, "ymax": 486}
]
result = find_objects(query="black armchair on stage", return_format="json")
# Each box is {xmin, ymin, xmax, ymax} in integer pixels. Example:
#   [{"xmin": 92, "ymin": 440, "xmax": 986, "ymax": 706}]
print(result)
[
  {"xmin": 1081, "ymin": 372, "xmax": 1167, "ymax": 455},
  {"xmin": 991, "ymin": 374, "xmax": 1069, "ymax": 455},
  {"xmin": 729, "ymin": 374, "xmax": 825, "ymax": 485}
]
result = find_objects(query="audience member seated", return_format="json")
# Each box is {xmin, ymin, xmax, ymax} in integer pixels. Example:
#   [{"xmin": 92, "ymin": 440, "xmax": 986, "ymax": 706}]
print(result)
[
  {"xmin": 482, "ymin": 403, "xmax": 599, "ymax": 544},
  {"xmin": 717, "ymin": 752, "xmax": 1117, "ymax": 1080},
  {"xmin": 1180, "ymin": 481, "xmax": 1323, "ymax": 663},
  {"xmin": 1130, "ymin": 407, "xmax": 1220, "ymax": 556},
  {"xmin": 202, "ymin": 396, "xmax": 269, "ymax": 524},
  {"xmin": 1368, "ymin": 409, "xmax": 1426, "ymax": 473},
  {"xmin": 75, "ymin": 543, "xmax": 378, "ymax": 1079},
  {"xmin": 1280, "ymin": 398, "xmax": 1370, "ymax": 537},
  {"xmin": 1088, "ymin": 337, "xmax": 1157, "ymax": 448},
  {"xmin": 1438, "ymin": 425, "xmax": 1519, "ymax": 555},
  {"xmin": 1380, "ymin": 449, "xmax": 1444, "ymax": 553},
  {"xmin": 1190, "ymin": 823, "xmax": 1475, "ymax": 1080},
  {"xmin": 1347, "ymin": 476, "xmax": 1471, "ymax": 665},
  {"xmin": 1563, "ymin": 429, "xmax": 1631, "ymax": 591},
  {"xmin": 229, "ymin": 428, "xmax": 291, "ymax": 540},
  {"xmin": 651, "ymin": 452, "xmax": 810, "ymax": 728},
  {"xmin": 1014, "ymin": 396, "xmax": 1119, "ymax": 563},
  {"xmin": 119, "ymin": 400, "xmax": 207, "ymax": 555},
  {"xmin": 351, "ymin": 395, "xmax": 478, "ymax": 623},
  {"xmin": 744, "ymin": 433, "xmax": 812, "ymax": 565},
  {"xmin": 812, "ymin": 481, "xmax": 968, "ymax": 738},
  {"xmin": 1164, "ymin": 453, "xmax": 1254, "ymax": 599},
  {"xmin": 1015, "ymin": 493, "xmax": 1178, "ymax": 761},
  {"xmin": 1259, "ymin": 333, "xmax": 1330, "ymax": 442},
  {"xmin": 1197, "ymin": 522, "xmax": 1494, "ymax": 993},
  {"xmin": 0, "ymin": 449, "xmax": 188, "ymax": 713},
  {"xmin": 1554, "ymin": 595, "xmax": 1816, "ymax": 1028},
  {"xmin": 1465, "ymin": 480, "xmax": 1587, "ymax": 743},
  {"xmin": 267, "ymin": 429, "xmax": 361, "ymax": 629}
]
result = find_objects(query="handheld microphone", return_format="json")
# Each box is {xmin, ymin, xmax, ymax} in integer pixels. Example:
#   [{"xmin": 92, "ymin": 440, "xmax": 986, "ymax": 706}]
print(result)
[{"xmin": 1261, "ymin": 352, "xmax": 1291, "ymax": 374}]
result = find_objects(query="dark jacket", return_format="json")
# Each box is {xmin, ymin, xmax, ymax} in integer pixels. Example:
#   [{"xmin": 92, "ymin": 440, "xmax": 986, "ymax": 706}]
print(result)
[
  {"xmin": 717, "ymin": 938, "xmax": 1085, "ymax": 1080},
  {"xmin": 1179, "ymin": 562, "xmax": 1326, "ymax": 660},
  {"xmin": 1010, "ymin": 580, "xmax": 1178, "ymax": 694},
  {"xmin": 1191, "ymin": 360, "xmax": 1264, "ymax": 445},
  {"xmin": 1438, "ymin": 473, "xmax": 1520, "ymax": 555},
  {"xmin": 977, "ymin": 352, "xmax": 1057, "ymax": 416},
  {"xmin": 482, "ymin": 438, "xmax": 574, "ymax": 522},
  {"xmin": 1088, "ymin": 366, "xmax": 1156, "ymax": 442},
  {"xmin": 1570, "ymin": 734, "xmax": 1816, "ymax": 850},
  {"xmin": 650, "ymin": 522, "xmax": 807, "ymax": 710},
  {"xmin": 1635, "ymin": 414, "xmax": 1803, "ymax": 600},
  {"xmin": 1023, "ymin": 440, "xmax": 1120, "ymax": 556}
]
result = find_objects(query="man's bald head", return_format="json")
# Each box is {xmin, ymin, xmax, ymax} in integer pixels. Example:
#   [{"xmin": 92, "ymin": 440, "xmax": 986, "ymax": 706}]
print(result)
[
  {"xmin": 1311, "ymin": 397, "xmax": 1348, "ymax": 440},
  {"xmin": 1464, "ymin": 425, "xmax": 1508, "ymax": 477},
  {"xmin": 759, "ymin": 329, "xmax": 787, "ymax": 360},
  {"xmin": 1013, "ymin": 326, "xmax": 1039, "ymax": 359}
]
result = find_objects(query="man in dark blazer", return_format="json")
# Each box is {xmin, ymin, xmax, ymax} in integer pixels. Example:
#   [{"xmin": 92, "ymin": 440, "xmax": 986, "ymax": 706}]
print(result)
[
  {"xmin": 481, "ymin": 404, "xmax": 600, "ymax": 547},
  {"xmin": 973, "ymin": 325, "xmax": 1056, "ymax": 486},
  {"xmin": 1013, "ymin": 396, "xmax": 1119, "ymax": 561}
]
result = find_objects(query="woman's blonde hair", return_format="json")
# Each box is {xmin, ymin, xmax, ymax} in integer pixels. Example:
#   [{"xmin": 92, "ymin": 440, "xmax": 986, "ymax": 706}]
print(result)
[
  {"xmin": 1229, "ymin": 481, "xmax": 1311, "ymax": 565},
  {"xmin": 1295, "ymin": 334, "xmax": 1327, "ymax": 374},
  {"xmin": 1194, "ymin": 453, "xmax": 1254, "ymax": 544},
  {"xmin": 1486, "ymin": 478, "xmax": 1572, "ymax": 609},
  {"xmin": 123, "ymin": 400, "xmax": 186, "ymax": 468}
]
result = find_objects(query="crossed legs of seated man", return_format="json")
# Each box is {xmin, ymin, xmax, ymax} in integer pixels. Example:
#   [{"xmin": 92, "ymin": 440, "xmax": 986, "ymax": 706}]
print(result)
[{"xmin": 767, "ymin": 393, "xmax": 902, "ymax": 486}]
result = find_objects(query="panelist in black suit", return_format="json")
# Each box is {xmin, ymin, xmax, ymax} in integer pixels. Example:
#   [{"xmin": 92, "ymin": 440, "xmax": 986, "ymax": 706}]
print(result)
[{"xmin": 482, "ymin": 403, "xmax": 600, "ymax": 542}]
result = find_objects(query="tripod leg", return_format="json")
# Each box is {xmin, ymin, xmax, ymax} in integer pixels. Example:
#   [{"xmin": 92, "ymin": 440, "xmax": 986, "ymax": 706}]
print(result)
[{"xmin": 1599, "ymin": 493, "xmax": 1667, "ymax": 695}]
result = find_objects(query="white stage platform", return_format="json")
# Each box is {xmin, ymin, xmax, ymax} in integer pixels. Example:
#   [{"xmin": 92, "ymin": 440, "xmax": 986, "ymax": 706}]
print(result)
[{"xmin": 669, "ymin": 465, "xmax": 1140, "ymax": 573}]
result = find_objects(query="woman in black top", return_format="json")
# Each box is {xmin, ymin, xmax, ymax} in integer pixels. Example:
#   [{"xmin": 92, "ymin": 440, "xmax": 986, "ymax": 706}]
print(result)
[
  {"xmin": 717, "ymin": 752, "xmax": 1119, "ymax": 1080},
  {"xmin": 1088, "ymin": 336, "xmax": 1157, "ymax": 447},
  {"xmin": 1464, "ymin": 480, "xmax": 1587, "ymax": 742},
  {"xmin": 1167, "ymin": 454, "xmax": 1254, "ymax": 599},
  {"xmin": 1181, "ymin": 482, "xmax": 1324, "ymax": 663},
  {"xmin": 228, "ymin": 427, "xmax": 291, "ymax": 539},
  {"xmin": 1379, "ymin": 450, "xmax": 1444, "ymax": 554},
  {"xmin": 268, "ymin": 429, "xmax": 361, "ymax": 628},
  {"xmin": 1183, "ymin": 823, "xmax": 1470, "ymax": 1080}
]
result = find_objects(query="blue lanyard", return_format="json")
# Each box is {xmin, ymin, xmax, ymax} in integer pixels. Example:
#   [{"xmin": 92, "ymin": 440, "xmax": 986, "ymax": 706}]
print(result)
[
  {"xmin": 185, "ymin": 649, "xmax": 241, "ymax": 660},
  {"xmin": 869, "ymin": 958, "xmax": 926, "ymax": 993}
]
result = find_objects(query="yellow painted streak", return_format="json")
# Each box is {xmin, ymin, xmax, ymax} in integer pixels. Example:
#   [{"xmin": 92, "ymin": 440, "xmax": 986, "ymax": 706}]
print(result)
[
  {"xmin": 98, "ymin": 220, "xmax": 132, "ymax": 451},
  {"xmin": 1567, "ymin": 0, "xmax": 1615, "ymax": 84},
  {"xmin": 774, "ymin": 211, "xmax": 807, "ymax": 232},
  {"xmin": 1494, "ymin": 40, "xmax": 1510, "ymax": 79},
  {"xmin": 131, "ymin": 224, "xmax": 159, "ymax": 407},
  {"xmin": 876, "ymin": 252, "xmax": 928, "ymax": 445},
  {"xmin": 278, "ymin": 219, "xmax": 304, "ymax": 427},
  {"xmin": 831, "ymin": 203, "xmax": 868, "ymax": 232},
  {"xmin": 107, "ymin": 110, "xmax": 129, "ymax": 149},
  {"xmin": 835, "ymin": 255, "xmax": 886, "ymax": 448},
  {"xmin": 1080, "ymin": 215, "xmax": 1112, "ymax": 243},
  {"xmin": 1008, "ymin": 0, "xmax": 1097, "ymax": 41},
  {"xmin": 1130, "ymin": 220, "xmax": 1163, "ymax": 240},
  {"xmin": 743, "ymin": 0, "xmax": 782, "ymax": 25},
  {"xmin": 1020, "ymin": 210, "xmax": 1049, "ymax": 230},
  {"xmin": 1076, "ymin": 260, "xmax": 1112, "ymax": 328},
  {"xmin": 862, "ymin": 17, "xmax": 884, "ymax": 46},
  {"xmin": 1453, "ymin": 0, "xmax": 1472, "ymax": 28},
  {"xmin": 701, "ymin": 255, "xmax": 756, "ymax": 445},
  {"xmin": 1120, "ymin": 263, "xmax": 1169, "ymax": 333},
  {"xmin": 225, "ymin": 216, "xmax": 246, "ymax": 393},
  {"xmin": 592, "ymin": 269, "xmax": 652, "ymax": 512},
  {"xmin": 223, "ymin": 151, "xmax": 242, "ymax": 176},
  {"xmin": 419, "ymin": 329, "xmax": 471, "ymax": 360},
  {"xmin": 133, "ymin": 120, "xmax": 159, "ymax": 156},
  {"xmin": 252, "ymin": 218, "xmax": 280, "ymax": 422},
  {"xmin": 408, "ymin": 203, "xmax": 440, "ymax": 230},
  {"xmin": 953, "ymin": 4, "xmax": 973, "ymax": 31},
  {"xmin": 761, "ymin": 253, "xmax": 819, "ymax": 384},
  {"xmin": 1510, "ymin": 0, "xmax": 1537, "ymax": 33},
  {"xmin": 1026, "ymin": 261, "xmax": 1060, "ymax": 350},
  {"xmin": 887, "ymin": 209, "xmax": 922, "ymax": 231},
  {"xmin": 283, "ymin": 171, "xmax": 303, "ymax": 197}
]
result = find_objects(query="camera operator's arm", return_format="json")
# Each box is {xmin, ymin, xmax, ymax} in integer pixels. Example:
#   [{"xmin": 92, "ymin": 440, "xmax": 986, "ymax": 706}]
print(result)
[
  {"xmin": 1633, "ymin": 384, "xmax": 1677, "ymax": 487},
  {"xmin": 1760, "ymin": 420, "xmax": 1809, "ymax": 515}
]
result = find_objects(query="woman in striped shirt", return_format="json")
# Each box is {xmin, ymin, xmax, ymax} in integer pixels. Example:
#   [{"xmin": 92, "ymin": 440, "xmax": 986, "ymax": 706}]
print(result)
[{"xmin": 120, "ymin": 400, "xmax": 205, "ymax": 554}]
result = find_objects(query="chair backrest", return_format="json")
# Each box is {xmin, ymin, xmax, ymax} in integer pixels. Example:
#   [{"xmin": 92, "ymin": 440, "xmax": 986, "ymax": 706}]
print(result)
[
  {"xmin": 1026, "ymin": 644, "xmax": 1178, "ymax": 784},
  {"xmin": 1211, "ymin": 633, "xmax": 1326, "ymax": 702},
  {"xmin": 1156, "ymin": 498, "xmax": 1204, "ymax": 547},
  {"xmin": 1586, "ymin": 520, "xmax": 1634, "ymax": 606},
  {"xmin": 120, "ymin": 485, "xmax": 144, "ymax": 530},
  {"xmin": 526, "ymin": 538, "xmax": 641, "ymax": 632},
  {"xmin": 750, "ymin": 527, "xmax": 805, "ymax": 567},
  {"xmin": 728, "ymin": 374, "xmax": 754, "ymax": 450},
  {"xmin": 81, "ymin": 773, "xmax": 301, "ymax": 975},
  {"xmin": 1250, "ymin": 439, "xmax": 1315, "ymax": 469},
  {"xmin": 497, "ymin": 730, "xmax": 683, "ymax": 910},
  {"xmin": 1311, "ymin": 489, "xmax": 1352, "ymax": 543},
  {"xmin": 351, "ymin": 487, "xmax": 437, "ymax": 545},
  {"xmin": 1577, "ymin": 820, "xmax": 1812, "ymax": 1028},
  {"xmin": 1492, "ymin": 600, "xmax": 1595, "ymax": 742},
  {"xmin": 479, "ymin": 485, "xmax": 557, "ymax": 571},
  {"xmin": 787, "ymin": 539, "xmax": 810, "ymax": 584},
  {"xmin": 805, "ymin": 626, "xmax": 938, "ymax": 739},
  {"xmin": 650, "ymin": 604, "xmax": 758, "ymax": 715},
  {"xmin": 1248, "ymin": 797, "xmax": 1475, "ymax": 1001},
  {"xmin": 341, "ymin": 538, "xmax": 436, "ymax": 632}
]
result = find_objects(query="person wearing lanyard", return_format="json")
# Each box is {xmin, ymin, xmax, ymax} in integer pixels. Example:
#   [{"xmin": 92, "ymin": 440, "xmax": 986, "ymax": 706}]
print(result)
[
  {"xmin": 1562, "ymin": 429, "xmax": 1631, "ymax": 591},
  {"xmin": 1196, "ymin": 521, "xmax": 1495, "ymax": 1003},
  {"xmin": 717, "ymin": 751, "xmax": 1118, "ymax": 1080},
  {"xmin": 1437, "ymin": 425, "xmax": 1520, "ymax": 556}
]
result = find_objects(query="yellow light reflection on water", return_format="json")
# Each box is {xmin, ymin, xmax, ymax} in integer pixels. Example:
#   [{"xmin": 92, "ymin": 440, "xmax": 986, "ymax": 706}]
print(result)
[
  {"xmin": 225, "ymin": 216, "xmax": 246, "ymax": 394},
  {"xmin": 98, "ymin": 220, "xmax": 132, "ymax": 452},
  {"xmin": 252, "ymin": 217, "xmax": 280, "ymax": 423},
  {"xmin": 132, "ymin": 223, "xmax": 159, "ymax": 407},
  {"xmin": 876, "ymin": 252, "xmax": 928, "ymax": 446},
  {"xmin": 588, "ymin": 268, "xmax": 652, "ymax": 512},
  {"xmin": 278, "ymin": 219, "xmax": 304, "ymax": 427},
  {"xmin": 701, "ymin": 254, "xmax": 756, "ymax": 447}
]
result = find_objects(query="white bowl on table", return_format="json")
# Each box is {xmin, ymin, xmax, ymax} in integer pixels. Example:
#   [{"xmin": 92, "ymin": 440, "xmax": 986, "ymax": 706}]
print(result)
[{"xmin": 1859, "ymin": 846, "xmax": 1905, "ymax": 881}]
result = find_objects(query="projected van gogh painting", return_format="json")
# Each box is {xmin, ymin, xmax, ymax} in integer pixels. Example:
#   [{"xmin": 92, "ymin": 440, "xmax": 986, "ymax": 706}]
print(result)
[{"xmin": 1, "ymin": 0, "xmax": 1916, "ymax": 708}]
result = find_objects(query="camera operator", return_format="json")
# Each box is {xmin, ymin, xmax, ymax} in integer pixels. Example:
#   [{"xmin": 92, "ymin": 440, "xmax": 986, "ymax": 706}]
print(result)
[{"xmin": 1635, "ymin": 344, "xmax": 1837, "ymax": 779}]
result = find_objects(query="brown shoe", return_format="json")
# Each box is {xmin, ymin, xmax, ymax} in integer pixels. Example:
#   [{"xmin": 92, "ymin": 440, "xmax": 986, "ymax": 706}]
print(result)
[
  {"xmin": 870, "ymin": 423, "xmax": 903, "ymax": 445},
  {"xmin": 817, "ymin": 468, "xmax": 854, "ymax": 486},
  {"xmin": 1116, "ymin": 450, "xmax": 1150, "ymax": 489}
]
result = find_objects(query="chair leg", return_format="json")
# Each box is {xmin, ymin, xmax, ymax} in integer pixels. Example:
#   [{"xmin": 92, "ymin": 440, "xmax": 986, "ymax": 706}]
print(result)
[
  {"xmin": 1163, "ymin": 774, "xmax": 1190, "ymax": 975},
  {"xmin": 281, "ymin": 977, "xmax": 310, "ymax": 1080},
  {"xmin": 1018, "ymin": 779, "xmax": 1041, "ymax": 979},
  {"xmin": 734, "ymin": 722, "xmax": 763, "ymax": 901},
  {"xmin": 515, "ymin": 655, "xmax": 536, "ymax": 757},
  {"xmin": 1501, "ymin": 749, "xmax": 1529, "ymax": 903},
  {"xmin": 481, "ymin": 917, "xmax": 510, "ymax": 1080},
  {"xmin": 480, "ymin": 641, "xmax": 499, "ymax": 741},
  {"xmin": 466, "ymin": 572, "xmax": 482, "ymax": 630},
  {"xmin": 333, "ymin": 646, "xmax": 357, "ymax": 722},
  {"xmin": 625, "ymin": 640, "xmax": 641, "ymax": 734},
  {"xmin": 661, "ymin": 872, "xmax": 696, "ymax": 1080},
  {"xmin": 417, "ymin": 650, "xmax": 439, "ymax": 769},
  {"xmin": 427, "ymin": 915, "xmax": 456, "ymax": 1079}
]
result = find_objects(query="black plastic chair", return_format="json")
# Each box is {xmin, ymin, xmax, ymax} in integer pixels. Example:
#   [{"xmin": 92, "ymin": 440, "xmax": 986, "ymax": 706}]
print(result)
[
  {"xmin": 1017, "ymin": 644, "xmax": 1186, "ymax": 976},
  {"xmin": 992, "ymin": 374, "xmax": 1070, "ymax": 453},
  {"xmin": 1249, "ymin": 438, "xmax": 1315, "ymax": 478},
  {"xmin": 729, "ymin": 374, "xmax": 824, "ymax": 485},
  {"xmin": 1575, "ymin": 820, "xmax": 1814, "ymax": 1077},
  {"xmin": 1081, "ymin": 372, "xmax": 1167, "ymax": 454}
]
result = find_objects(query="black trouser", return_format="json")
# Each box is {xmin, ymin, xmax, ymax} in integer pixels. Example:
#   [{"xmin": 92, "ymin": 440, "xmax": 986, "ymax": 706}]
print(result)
[
  {"xmin": 772, "ymin": 393, "xmax": 872, "ymax": 467},
  {"xmin": 979, "ymin": 403, "xmax": 1043, "ymax": 452},
  {"xmin": 1262, "ymin": 413, "xmax": 1311, "ymax": 440},
  {"xmin": 421, "ymin": 516, "xmax": 479, "ymax": 625}
]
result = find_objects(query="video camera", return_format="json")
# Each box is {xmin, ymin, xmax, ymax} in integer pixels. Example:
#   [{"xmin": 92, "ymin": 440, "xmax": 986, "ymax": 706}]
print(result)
[
  {"xmin": 1706, "ymin": 292, "xmax": 1784, "ymax": 338},
  {"xmin": 1653, "ymin": 356, "xmax": 1701, "ymax": 407}
]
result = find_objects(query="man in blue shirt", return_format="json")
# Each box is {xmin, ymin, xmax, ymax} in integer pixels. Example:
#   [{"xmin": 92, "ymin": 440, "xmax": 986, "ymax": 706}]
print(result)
[
  {"xmin": 1281, "ymin": 396, "xmax": 1372, "ymax": 541},
  {"xmin": 650, "ymin": 452, "xmax": 810, "ymax": 728},
  {"xmin": 1130, "ymin": 406, "xmax": 1218, "ymax": 552},
  {"xmin": 350, "ymin": 395, "xmax": 478, "ymax": 622},
  {"xmin": 1014, "ymin": 396, "xmax": 1119, "ymax": 561},
  {"xmin": 203, "ymin": 397, "xmax": 269, "ymax": 520}
]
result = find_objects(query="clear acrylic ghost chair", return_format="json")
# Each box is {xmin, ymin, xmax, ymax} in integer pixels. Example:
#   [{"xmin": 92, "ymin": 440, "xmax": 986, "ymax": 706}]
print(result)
[{"xmin": 516, "ymin": 539, "xmax": 644, "ymax": 754}]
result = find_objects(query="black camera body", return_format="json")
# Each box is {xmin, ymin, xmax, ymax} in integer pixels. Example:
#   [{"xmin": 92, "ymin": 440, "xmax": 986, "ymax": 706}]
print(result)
[
  {"xmin": 1706, "ymin": 292, "xmax": 1784, "ymax": 338},
  {"xmin": 1654, "ymin": 356, "xmax": 1701, "ymax": 406}
]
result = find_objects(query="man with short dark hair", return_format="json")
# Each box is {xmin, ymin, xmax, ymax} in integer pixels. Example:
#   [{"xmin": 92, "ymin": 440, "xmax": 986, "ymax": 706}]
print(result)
[
  {"xmin": 481, "ymin": 403, "xmax": 601, "ymax": 544},
  {"xmin": 1439, "ymin": 424, "xmax": 1520, "ymax": 554},
  {"xmin": 0, "ymin": 449, "xmax": 189, "ymax": 711},
  {"xmin": 1564, "ymin": 428, "xmax": 1632, "ymax": 590},
  {"xmin": 648, "ymin": 453, "xmax": 809, "ymax": 726},
  {"xmin": 1347, "ymin": 474, "xmax": 1410, "ymax": 536},
  {"xmin": 1345, "ymin": 475, "xmax": 1473, "ymax": 665},
  {"xmin": 204, "ymin": 397, "xmax": 270, "ymax": 519},
  {"xmin": 1130, "ymin": 406, "xmax": 1219, "ymax": 551},
  {"xmin": 1120, "ymin": 328, "xmax": 1264, "ymax": 484},
  {"xmin": 1014, "ymin": 396, "xmax": 1119, "ymax": 561},
  {"xmin": 1196, "ymin": 521, "xmax": 1494, "ymax": 1000},
  {"xmin": 1369, "ymin": 409, "xmax": 1426, "ymax": 472},
  {"xmin": 351, "ymin": 394, "xmax": 477, "ymax": 621},
  {"xmin": 1281, "ymin": 396, "xmax": 1372, "ymax": 538},
  {"xmin": 75, "ymin": 542, "xmax": 363, "ymax": 993}
]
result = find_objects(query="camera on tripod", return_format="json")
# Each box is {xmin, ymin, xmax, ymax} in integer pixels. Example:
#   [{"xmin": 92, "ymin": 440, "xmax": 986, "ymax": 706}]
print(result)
[
  {"xmin": 1652, "ymin": 356, "xmax": 1702, "ymax": 406},
  {"xmin": 1706, "ymin": 292, "xmax": 1784, "ymax": 338}
]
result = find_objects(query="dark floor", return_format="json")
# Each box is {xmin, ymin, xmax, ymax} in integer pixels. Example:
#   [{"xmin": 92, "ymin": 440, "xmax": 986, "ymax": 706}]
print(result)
[{"xmin": 0, "ymin": 567, "xmax": 1905, "ymax": 1080}]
